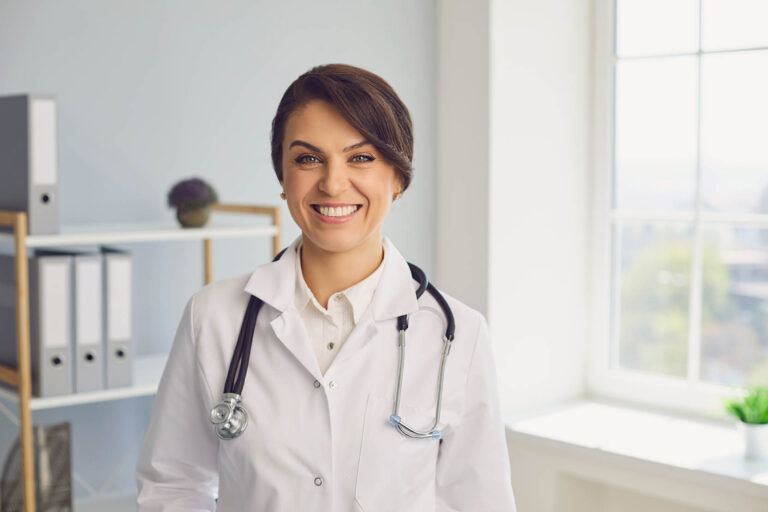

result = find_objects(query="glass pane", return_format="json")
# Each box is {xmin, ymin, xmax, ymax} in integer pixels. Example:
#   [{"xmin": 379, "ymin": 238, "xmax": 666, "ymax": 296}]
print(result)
[
  {"xmin": 700, "ymin": 225, "xmax": 768, "ymax": 387},
  {"xmin": 616, "ymin": 0, "xmax": 699, "ymax": 57},
  {"xmin": 700, "ymin": 51, "xmax": 768, "ymax": 214},
  {"xmin": 613, "ymin": 222, "xmax": 692, "ymax": 378},
  {"xmin": 702, "ymin": 0, "xmax": 768, "ymax": 51},
  {"xmin": 614, "ymin": 58, "xmax": 698, "ymax": 211}
]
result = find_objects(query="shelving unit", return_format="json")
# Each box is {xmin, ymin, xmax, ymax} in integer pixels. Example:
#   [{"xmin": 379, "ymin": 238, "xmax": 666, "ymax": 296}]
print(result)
[{"xmin": 0, "ymin": 202, "xmax": 282, "ymax": 512}]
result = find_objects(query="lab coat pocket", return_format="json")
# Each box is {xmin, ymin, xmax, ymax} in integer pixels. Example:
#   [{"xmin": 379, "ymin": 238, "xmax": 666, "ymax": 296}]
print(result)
[{"xmin": 354, "ymin": 393, "xmax": 439, "ymax": 511}]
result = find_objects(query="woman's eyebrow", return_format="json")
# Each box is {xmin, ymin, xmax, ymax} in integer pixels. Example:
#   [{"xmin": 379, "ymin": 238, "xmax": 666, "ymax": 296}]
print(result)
[{"xmin": 288, "ymin": 139, "xmax": 371, "ymax": 153}]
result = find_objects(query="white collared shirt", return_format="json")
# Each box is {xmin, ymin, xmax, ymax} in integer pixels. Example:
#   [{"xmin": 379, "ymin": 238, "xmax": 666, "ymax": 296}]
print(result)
[{"xmin": 294, "ymin": 238, "xmax": 386, "ymax": 375}]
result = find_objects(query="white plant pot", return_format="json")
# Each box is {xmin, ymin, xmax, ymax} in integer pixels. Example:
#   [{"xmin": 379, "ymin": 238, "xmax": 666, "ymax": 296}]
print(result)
[{"xmin": 739, "ymin": 422, "xmax": 768, "ymax": 460}]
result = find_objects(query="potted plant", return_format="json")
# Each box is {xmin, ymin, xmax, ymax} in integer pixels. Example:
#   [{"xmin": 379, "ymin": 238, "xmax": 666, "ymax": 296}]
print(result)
[
  {"xmin": 724, "ymin": 385, "xmax": 768, "ymax": 460},
  {"xmin": 167, "ymin": 177, "xmax": 219, "ymax": 228}
]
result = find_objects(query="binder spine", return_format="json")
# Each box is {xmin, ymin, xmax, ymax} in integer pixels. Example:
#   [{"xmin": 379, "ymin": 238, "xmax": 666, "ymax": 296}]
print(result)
[
  {"xmin": 27, "ymin": 97, "xmax": 59, "ymax": 235},
  {"xmin": 101, "ymin": 247, "xmax": 133, "ymax": 389},
  {"xmin": 0, "ymin": 254, "xmax": 74, "ymax": 397},
  {"xmin": 72, "ymin": 253, "xmax": 104, "ymax": 393},
  {"xmin": 0, "ymin": 94, "xmax": 60, "ymax": 235},
  {"xmin": 35, "ymin": 255, "xmax": 74, "ymax": 397}
]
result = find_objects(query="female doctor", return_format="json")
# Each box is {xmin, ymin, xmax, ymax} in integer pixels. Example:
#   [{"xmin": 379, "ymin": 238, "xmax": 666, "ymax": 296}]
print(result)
[{"xmin": 136, "ymin": 63, "xmax": 517, "ymax": 512}]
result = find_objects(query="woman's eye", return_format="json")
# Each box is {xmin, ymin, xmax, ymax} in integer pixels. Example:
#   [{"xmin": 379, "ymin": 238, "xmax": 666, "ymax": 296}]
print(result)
[
  {"xmin": 295, "ymin": 154, "xmax": 320, "ymax": 165},
  {"xmin": 295, "ymin": 154, "xmax": 374, "ymax": 165}
]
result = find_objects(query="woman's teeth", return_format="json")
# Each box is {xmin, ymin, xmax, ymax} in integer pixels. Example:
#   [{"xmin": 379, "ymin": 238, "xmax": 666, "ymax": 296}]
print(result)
[{"xmin": 314, "ymin": 205, "xmax": 360, "ymax": 217}]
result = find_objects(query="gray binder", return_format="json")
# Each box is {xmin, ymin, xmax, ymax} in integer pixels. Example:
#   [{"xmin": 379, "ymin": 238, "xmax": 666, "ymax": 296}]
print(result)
[
  {"xmin": 0, "ymin": 252, "xmax": 73, "ymax": 397},
  {"xmin": 34, "ymin": 249, "xmax": 104, "ymax": 393},
  {"xmin": 72, "ymin": 252, "xmax": 104, "ymax": 393},
  {"xmin": 0, "ymin": 94, "xmax": 60, "ymax": 235},
  {"xmin": 100, "ymin": 245, "xmax": 133, "ymax": 388}
]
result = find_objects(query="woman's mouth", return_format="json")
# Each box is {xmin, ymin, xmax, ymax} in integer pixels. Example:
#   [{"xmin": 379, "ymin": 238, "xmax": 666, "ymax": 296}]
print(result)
[{"xmin": 311, "ymin": 204, "xmax": 362, "ymax": 224}]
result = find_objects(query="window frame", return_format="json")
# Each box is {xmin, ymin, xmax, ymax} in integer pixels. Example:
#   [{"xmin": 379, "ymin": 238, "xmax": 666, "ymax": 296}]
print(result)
[{"xmin": 586, "ymin": 0, "xmax": 764, "ymax": 419}]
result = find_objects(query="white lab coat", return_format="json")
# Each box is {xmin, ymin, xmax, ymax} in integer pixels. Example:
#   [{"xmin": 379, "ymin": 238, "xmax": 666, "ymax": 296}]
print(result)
[{"xmin": 136, "ymin": 234, "xmax": 517, "ymax": 511}]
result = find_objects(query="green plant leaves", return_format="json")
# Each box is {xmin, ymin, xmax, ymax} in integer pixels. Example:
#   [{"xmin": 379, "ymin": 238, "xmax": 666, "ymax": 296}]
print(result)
[{"xmin": 725, "ymin": 386, "xmax": 768, "ymax": 424}]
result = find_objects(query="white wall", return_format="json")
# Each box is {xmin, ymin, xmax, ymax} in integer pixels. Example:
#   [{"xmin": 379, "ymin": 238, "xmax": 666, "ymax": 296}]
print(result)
[
  {"xmin": 436, "ymin": 0, "xmax": 491, "ymax": 315},
  {"xmin": 437, "ymin": 0, "xmax": 592, "ymax": 415},
  {"xmin": 0, "ymin": 0, "xmax": 438, "ymax": 500},
  {"xmin": 488, "ymin": 0, "xmax": 592, "ymax": 415}
]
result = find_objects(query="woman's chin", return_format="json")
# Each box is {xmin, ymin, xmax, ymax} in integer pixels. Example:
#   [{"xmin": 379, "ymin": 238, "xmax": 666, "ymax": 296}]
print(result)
[{"xmin": 301, "ymin": 230, "xmax": 374, "ymax": 255}]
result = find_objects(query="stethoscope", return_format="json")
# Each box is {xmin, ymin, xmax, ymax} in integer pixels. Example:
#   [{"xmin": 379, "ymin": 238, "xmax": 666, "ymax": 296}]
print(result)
[{"xmin": 209, "ymin": 245, "xmax": 456, "ymax": 441}]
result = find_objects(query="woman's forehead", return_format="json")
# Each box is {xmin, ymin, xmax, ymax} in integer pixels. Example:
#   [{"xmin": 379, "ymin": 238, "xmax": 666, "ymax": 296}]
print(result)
[
  {"xmin": 286, "ymin": 100, "xmax": 348, "ymax": 128},
  {"xmin": 284, "ymin": 101, "xmax": 366, "ymax": 149}
]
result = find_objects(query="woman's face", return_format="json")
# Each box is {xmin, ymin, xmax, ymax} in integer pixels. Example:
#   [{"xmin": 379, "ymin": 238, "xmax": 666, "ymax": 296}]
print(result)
[{"xmin": 281, "ymin": 99, "xmax": 402, "ymax": 255}]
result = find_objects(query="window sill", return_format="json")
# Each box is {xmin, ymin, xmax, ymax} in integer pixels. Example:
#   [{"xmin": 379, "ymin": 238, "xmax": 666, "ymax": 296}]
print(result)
[{"xmin": 504, "ymin": 398, "xmax": 768, "ymax": 499}]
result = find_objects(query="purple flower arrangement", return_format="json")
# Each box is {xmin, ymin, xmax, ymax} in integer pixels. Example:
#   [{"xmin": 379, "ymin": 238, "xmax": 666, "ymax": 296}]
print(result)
[{"xmin": 167, "ymin": 177, "xmax": 219, "ymax": 211}]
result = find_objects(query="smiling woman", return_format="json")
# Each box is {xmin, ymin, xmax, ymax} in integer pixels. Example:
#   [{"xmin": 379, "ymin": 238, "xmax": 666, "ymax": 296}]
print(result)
[
  {"xmin": 135, "ymin": 63, "xmax": 517, "ymax": 512},
  {"xmin": 269, "ymin": 64, "xmax": 416, "ymax": 308},
  {"xmin": 279, "ymin": 99, "xmax": 403, "ymax": 306}
]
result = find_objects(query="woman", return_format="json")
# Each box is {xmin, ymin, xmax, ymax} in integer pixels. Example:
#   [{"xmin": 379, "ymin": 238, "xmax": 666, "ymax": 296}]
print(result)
[{"xmin": 136, "ymin": 64, "xmax": 517, "ymax": 511}]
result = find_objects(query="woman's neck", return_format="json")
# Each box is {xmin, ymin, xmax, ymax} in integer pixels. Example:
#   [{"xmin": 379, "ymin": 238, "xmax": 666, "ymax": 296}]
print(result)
[{"xmin": 299, "ymin": 234, "xmax": 384, "ymax": 309}]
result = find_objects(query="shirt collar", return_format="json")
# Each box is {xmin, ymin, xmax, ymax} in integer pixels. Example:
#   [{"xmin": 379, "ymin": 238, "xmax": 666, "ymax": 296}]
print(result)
[
  {"xmin": 294, "ymin": 238, "xmax": 387, "ymax": 324},
  {"xmin": 244, "ymin": 233, "xmax": 418, "ymax": 322}
]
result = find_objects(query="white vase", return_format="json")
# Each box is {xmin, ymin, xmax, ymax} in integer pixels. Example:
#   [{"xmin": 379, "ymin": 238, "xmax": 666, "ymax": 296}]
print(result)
[{"xmin": 739, "ymin": 422, "xmax": 768, "ymax": 460}]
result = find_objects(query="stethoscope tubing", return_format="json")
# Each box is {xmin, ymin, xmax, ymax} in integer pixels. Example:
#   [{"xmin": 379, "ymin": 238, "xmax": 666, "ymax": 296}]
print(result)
[{"xmin": 212, "ymin": 244, "xmax": 456, "ymax": 441}]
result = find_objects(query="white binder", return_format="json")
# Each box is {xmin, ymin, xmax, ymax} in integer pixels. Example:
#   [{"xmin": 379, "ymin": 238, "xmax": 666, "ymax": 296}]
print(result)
[
  {"xmin": 100, "ymin": 246, "xmax": 133, "ymax": 388},
  {"xmin": 0, "ymin": 252, "xmax": 73, "ymax": 397}
]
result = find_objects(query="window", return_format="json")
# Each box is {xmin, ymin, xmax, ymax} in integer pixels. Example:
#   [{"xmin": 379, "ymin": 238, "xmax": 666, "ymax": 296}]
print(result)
[{"xmin": 590, "ymin": 0, "xmax": 768, "ymax": 416}]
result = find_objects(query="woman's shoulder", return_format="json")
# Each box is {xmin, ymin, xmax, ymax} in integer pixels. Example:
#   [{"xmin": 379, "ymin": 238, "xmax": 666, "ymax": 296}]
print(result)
[
  {"xmin": 417, "ymin": 283, "xmax": 487, "ymax": 347},
  {"xmin": 437, "ymin": 288, "xmax": 482, "ymax": 320},
  {"xmin": 420, "ymin": 283, "xmax": 483, "ymax": 319},
  {"xmin": 189, "ymin": 271, "xmax": 253, "ymax": 320}
]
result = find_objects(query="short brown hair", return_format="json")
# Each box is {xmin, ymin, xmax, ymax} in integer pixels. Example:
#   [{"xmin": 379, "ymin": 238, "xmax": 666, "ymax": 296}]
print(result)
[{"xmin": 270, "ymin": 63, "xmax": 414, "ymax": 193}]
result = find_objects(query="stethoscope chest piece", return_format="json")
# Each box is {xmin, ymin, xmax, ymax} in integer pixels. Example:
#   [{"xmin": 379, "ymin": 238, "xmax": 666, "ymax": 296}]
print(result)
[
  {"xmin": 215, "ymin": 406, "xmax": 248, "ymax": 440},
  {"xmin": 211, "ymin": 393, "xmax": 249, "ymax": 440}
]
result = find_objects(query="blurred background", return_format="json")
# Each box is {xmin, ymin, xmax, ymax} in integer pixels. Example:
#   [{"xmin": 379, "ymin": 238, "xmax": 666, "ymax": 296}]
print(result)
[{"xmin": 1, "ymin": 0, "xmax": 768, "ymax": 510}]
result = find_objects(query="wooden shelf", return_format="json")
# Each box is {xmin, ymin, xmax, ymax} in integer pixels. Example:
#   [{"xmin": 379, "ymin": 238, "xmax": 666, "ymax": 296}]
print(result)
[
  {"xmin": 0, "ymin": 220, "xmax": 278, "ymax": 247},
  {"xmin": 0, "ymin": 354, "xmax": 168, "ymax": 410},
  {"xmin": 0, "ymin": 203, "xmax": 282, "ymax": 512}
]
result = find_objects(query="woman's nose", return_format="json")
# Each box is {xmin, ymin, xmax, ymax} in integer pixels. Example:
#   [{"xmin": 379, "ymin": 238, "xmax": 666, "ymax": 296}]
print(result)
[{"xmin": 317, "ymin": 159, "xmax": 350, "ymax": 196}]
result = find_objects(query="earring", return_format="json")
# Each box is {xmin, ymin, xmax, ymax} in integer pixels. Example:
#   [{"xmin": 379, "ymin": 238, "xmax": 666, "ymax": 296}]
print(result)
[{"xmin": 280, "ymin": 191, "xmax": 286, "ymax": 200}]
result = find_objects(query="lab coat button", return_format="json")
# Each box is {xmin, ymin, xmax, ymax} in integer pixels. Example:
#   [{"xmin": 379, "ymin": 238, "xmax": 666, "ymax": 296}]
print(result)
[
  {"xmin": 329, "ymin": 380, "xmax": 337, "ymax": 389},
  {"xmin": 314, "ymin": 476, "xmax": 323, "ymax": 486},
  {"xmin": 313, "ymin": 380, "xmax": 321, "ymax": 388}
]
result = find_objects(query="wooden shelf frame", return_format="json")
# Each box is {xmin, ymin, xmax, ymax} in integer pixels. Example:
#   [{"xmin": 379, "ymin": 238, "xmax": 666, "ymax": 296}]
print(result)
[{"xmin": 0, "ymin": 203, "xmax": 282, "ymax": 512}]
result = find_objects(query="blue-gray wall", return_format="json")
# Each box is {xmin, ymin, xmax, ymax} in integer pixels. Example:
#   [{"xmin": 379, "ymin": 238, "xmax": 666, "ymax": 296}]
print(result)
[{"xmin": 0, "ymin": 0, "xmax": 436, "ymax": 501}]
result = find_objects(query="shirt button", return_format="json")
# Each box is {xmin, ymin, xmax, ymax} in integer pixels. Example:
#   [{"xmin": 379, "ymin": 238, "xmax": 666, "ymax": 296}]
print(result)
[
  {"xmin": 314, "ymin": 476, "xmax": 323, "ymax": 486},
  {"xmin": 329, "ymin": 380, "xmax": 337, "ymax": 389},
  {"xmin": 327, "ymin": 342, "xmax": 335, "ymax": 350},
  {"xmin": 335, "ymin": 295, "xmax": 344, "ymax": 302},
  {"xmin": 313, "ymin": 380, "xmax": 321, "ymax": 388}
]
